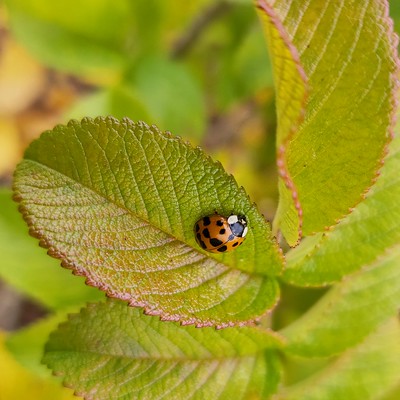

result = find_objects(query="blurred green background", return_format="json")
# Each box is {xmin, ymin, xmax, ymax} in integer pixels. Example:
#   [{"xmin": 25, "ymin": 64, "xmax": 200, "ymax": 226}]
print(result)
[
  {"xmin": 0, "ymin": 0, "xmax": 279, "ymax": 214},
  {"xmin": 0, "ymin": 0, "xmax": 399, "ymax": 398}
]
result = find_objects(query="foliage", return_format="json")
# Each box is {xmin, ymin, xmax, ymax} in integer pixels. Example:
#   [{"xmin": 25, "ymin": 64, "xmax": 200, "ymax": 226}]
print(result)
[
  {"xmin": 0, "ymin": 189, "xmax": 102, "ymax": 309},
  {"xmin": 1, "ymin": 0, "xmax": 400, "ymax": 399},
  {"xmin": 43, "ymin": 300, "xmax": 283, "ymax": 399},
  {"xmin": 259, "ymin": 0, "xmax": 398, "ymax": 245},
  {"xmin": 13, "ymin": 117, "xmax": 283, "ymax": 328}
]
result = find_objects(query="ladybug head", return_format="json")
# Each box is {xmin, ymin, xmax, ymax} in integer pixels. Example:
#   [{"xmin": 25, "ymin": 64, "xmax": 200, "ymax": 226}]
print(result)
[{"xmin": 227, "ymin": 215, "xmax": 248, "ymax": 237}]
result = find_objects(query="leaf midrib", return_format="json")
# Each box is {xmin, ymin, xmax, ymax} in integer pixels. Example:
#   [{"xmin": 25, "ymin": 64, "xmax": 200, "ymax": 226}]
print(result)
[
  {"xmin": 44, "ymin": 348, "xmax": 271, "ymax": 363},
  {"xmin": 22, "ymin": 158, "xmax": 267, "ymax": 278}
]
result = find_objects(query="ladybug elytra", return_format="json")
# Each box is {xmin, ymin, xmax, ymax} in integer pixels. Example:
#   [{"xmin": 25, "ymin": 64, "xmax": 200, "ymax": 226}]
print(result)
[{"xmin": 194, "ymin": 213, "xmax": 248, "ymax": 253}]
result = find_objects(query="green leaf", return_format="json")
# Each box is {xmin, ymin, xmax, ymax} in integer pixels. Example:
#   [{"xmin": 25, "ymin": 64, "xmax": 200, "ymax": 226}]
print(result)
[
  {"xmin": 0, "ymin": 188, "xmax": 103, "ymax": 309},
  {"xmin": 280, "ymin": 245, "xmax": 400, "ymax": 357},
  {"xmin": 5, "ymin": 0, "xmax": 133, "ymax": 81},
  {"xmin": 257, "ymin": 0, "xmax": 399, "ymax": 244},
  {"xmin": 43, "ymin": 300, "xmax": 283, "ymax": 400},
  {"xmin": 277, "ymin": 317, "xmax": 400, "ymax": 400},
  {"xmin": 130, "ymin": 56, "xmax": 206, "ymax": 140},
  {"xmin": 283, "ymin": 135, "xmax": 400, "ymax": 285},
  {"xmin": 65, "ymin": 87, "xmax": 152, "ymax": 123},
  {"xmin": 13, "ymin": 117, "xmax": 283, "ymax": 327},
  {"xmin": 390, "ymin": 0, "xmax": 400, "ymax": 41},
  {"xmin": 256, "ymin": 1, "xmax": 308, "ymax": 245}
]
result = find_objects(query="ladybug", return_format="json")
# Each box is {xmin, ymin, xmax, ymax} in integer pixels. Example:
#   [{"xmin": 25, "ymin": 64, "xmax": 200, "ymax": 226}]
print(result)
[{"xmin": 194, "ymin": 213, "xmax": 248, "ymax": 253}]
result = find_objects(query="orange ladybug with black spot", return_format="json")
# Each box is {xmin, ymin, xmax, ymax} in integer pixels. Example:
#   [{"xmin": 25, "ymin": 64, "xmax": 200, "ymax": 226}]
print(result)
[{"xmin": 194, "ymin": 213, "xmax": 248, "ymax": 253}]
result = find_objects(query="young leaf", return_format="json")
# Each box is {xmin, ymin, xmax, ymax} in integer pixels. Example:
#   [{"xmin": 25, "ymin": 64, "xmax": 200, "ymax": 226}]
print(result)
[
  {"xmin": 43, "ymin": 300, "xmax": 283, "ymax": 400},
  {"xmin": 256, "ymin": 0, "xmax": 307, "ymax": 245},
  {"xmin": 276, "ymin": 317, "xmax": 400, "ymax": 400},
  {"xmin": 280, "ymin": 245, "xmax": 400, "ymax": 357},
  {"xmin": 257, "ymin": 0, "xmax": 399, "ymax": 244},
  {"xmin": 0, "ymin": 188, "xmax": 103, "ymax": 310},
  {"xmin": 283, "ymin": 135, "xmax": 400, "ymax": 285},
  {"xmin": 13, "ymin": 117, "xmax": 283, "ymax": 328}
]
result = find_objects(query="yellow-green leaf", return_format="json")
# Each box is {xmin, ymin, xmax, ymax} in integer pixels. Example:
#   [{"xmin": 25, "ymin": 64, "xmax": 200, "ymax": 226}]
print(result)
[
  {"xmin": 277, "ymin": 317, "xmax": 400, "ymax": 400},
  {"xmin": 257, "ymin": 0, "xmax": 399, "ymax": 244},
  {"xmin": 283, "ymin": 135, "xmax": 400, "ymax": 285},
  {"xmin": 0, "ymin": 188, "xmax": 102, "ymax": 309},
  {"xmin": 281, "ymin": 245, "xmax": 400, "ymax": 357},
  {"xmin": 13, "ymin": 117, "xmax": 283, "ymax": 328},
  {"xmin": 43, "ymin": 300, "xmax": 283, "ymax": 400}
]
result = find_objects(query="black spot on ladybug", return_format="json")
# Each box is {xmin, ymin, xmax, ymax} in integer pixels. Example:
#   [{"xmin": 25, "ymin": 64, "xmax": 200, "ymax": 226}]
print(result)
[
  {"xmin": 202, "ymin": 228, "xmax": 210, "ymax": 238},
  {"xmin": 199, "ymin": 239, "xmax": 207, "ymax": 249},
  {"xmin": 194, "ymin": 213, "xmax": 247, "ymax": 253},
  {"xmin": 210, "ymin": 238, "xmax": 223, "ymax": 247}
]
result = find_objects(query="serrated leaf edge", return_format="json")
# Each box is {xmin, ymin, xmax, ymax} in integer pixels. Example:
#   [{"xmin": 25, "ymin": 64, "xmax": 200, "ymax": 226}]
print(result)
[
  {"xmin": 280, "ymin": 242, "xmax": 400, "ymax": 360},
  {"xmin": 256, "ymin": 0, "xmax": 309, "ymax": 246},
  {"xmin": 13, "ymin": 116, "xmax": 284, "ymax": 329},
  {"xmin": 268, "ymin": 0, "xmax": 400, "ymax": 243}
]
